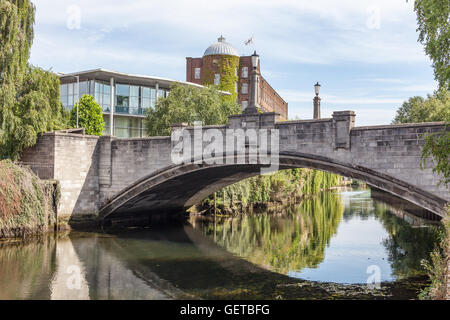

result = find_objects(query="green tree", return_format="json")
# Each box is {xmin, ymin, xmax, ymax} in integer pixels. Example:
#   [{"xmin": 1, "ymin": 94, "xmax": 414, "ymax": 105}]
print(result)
[
  {"xmin": 69, "ymin": 95, "xmax": 104, "ymax": 136},
  {"xmin": 0, "ymin": 0, "xmax": 35, "ymax": 107},
  {"xmin": 145, "ymin": 83, "xmax": 240, "ymax": 136},
  {"xmin": 393, "ymin": 91, "xmax": 449, "ymax": 186},
  {"xmin": 0, "ymin": 0, "xmax": 67, "ymax": 160},
  {"xmin": 414, "ymin": 0, "xmax": 450, "ymax": 90},
  {"xmin": 393, "ymin": 90, "xmax": 450, "ymax": 124},
  {"xmin": 0, "ymin": 65, "xmax": 65, "ymax": 160},
  {"xmin": 421, "ymin": 125, "xmax": 450, "ymax": 186}
]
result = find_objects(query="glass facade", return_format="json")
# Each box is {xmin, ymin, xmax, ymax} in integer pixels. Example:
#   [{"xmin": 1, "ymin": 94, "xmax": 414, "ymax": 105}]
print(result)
[
  {"xmin": 112, "ymin": 116, "xmax": 143, "ymax": 138},
  {"xmin": 141, "ymin": 87, "xmax": 157, "ymax": 109},
  {"xmin": 60, "ymin": 79, "xmax": 170, "ymax": 139},
  {"xmin": 60, "ymin": 82, "xmax": 80, "ymax": 110},
  {"xmin": 95, "ymin": 82, "xmax": 111, "ymax": 112},
  {"xmin": 115, "ymin": 84, "xmax": 167, "ymax": 115}
]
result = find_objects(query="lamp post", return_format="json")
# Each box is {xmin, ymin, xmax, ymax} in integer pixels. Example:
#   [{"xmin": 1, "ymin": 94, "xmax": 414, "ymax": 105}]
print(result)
[
  {"xmin": 244, "ymin": 51, "xmax": 260, "ymax": 114},
  {"xmin": 69, "ymin": 75, "xmax": 80, "ymax": 127},
  {"xmin": 313, "ymin": 82, "xmax": 321, "ymax": 120},
  {"xmin": 75, "ymin": 75, "xmax": 80, "ymax": 127}
]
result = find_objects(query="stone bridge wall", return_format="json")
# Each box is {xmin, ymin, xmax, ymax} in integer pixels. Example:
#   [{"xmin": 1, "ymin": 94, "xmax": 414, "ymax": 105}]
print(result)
[
  {"xmin": 274, "ymin": 117, "xmax": 447, "ymax": 201},
  {"xmin": 20, "ymin": 111, "xmax": 449, "ymax": 222},
  {"xmin": 20, "ymin": 133, "xmax": 101, "ymax": 222}
]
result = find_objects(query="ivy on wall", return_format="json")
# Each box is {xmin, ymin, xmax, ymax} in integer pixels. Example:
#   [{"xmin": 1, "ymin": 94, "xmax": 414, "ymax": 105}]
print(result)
[{"xmin": 201, "ymin": 54, "xmax": 240, "ymax": 104}]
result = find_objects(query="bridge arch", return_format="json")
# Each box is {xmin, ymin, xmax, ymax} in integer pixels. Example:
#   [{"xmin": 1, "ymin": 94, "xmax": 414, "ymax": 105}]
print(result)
[{"xmin": 100, "ymin": 152, "xmax": 447, "ymax": 220}]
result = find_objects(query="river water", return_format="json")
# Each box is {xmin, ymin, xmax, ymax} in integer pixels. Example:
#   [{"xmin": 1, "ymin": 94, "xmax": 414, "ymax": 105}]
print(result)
[{"xmin": 0, "ymin": 187, "xmax": 439, "ymax": 300}]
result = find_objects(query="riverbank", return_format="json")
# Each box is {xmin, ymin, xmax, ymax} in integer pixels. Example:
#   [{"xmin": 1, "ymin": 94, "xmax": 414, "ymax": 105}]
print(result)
[
  {"xmin": 0, "ymin": 160, "xmax": 59, "ymax": 239},
  {"xmin": 418, "ymin": 206, "xmax": 449, "ymax": 300}
]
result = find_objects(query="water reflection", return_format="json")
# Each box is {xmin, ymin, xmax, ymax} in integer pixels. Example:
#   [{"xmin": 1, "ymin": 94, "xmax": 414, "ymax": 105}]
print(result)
[
  {"xmin": 191, "ymin": 191, "xmax": 344, "ymax": 274},
  {"xmin": 191, "ymin": 188, "xmax": 438, "ymax": 283},
  {"xmin": 0, "ymin": 237, "xmax": 56, "ymax": 299},
  {"xmin": 0, "ymin": 188, "xmax": 439, "ymax": 300}
]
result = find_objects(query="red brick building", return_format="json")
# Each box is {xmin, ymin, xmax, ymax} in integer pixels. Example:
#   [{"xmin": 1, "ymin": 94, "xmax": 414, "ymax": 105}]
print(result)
[{"xmin": 186, "ymin": 36, "xmax": 288, "ymax": 119}]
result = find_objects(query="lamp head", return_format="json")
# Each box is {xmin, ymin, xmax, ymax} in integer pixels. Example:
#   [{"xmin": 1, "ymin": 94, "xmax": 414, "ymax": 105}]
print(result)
[
  {"xmin": 251, "ymin": 51, "xmax": 259, "ymax": 69},
  {"xmin": 314, "ymin": 82, "xmax": 321, "ymax": 96}
]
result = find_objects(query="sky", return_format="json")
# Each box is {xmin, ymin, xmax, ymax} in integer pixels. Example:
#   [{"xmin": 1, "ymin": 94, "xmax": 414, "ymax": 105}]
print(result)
[{"xmin": 30, "ymin": 0, "xmax": 438, "ymax": 126}]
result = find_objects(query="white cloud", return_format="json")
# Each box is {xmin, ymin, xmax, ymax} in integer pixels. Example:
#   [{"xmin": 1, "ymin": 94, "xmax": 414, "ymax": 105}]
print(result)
[
  {"xmin": 31, "ymin": 0, "xmax": 425, "ymax": 68},
  {"xmin": 29, "ymin": 0, "xmax": 435, "ymax": 126}
]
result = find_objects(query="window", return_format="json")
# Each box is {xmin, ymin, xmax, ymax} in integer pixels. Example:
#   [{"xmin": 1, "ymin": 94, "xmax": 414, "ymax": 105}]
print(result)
[
  {"xmin": 141, "ymin": 86, "xmax": 157, "ymax": 111},
  {"xmin": 235, "ymin": 68, "xmax": 238, "ymax": 77},
  {"xmin": 79, "ymin": 81, "xmax": 89, "ymax": 96},
  {"xmin": 60, "ymin": 84, "xmax": 68, "ymax": 108},
  {"xmin": 114, "ymin": 117, "xmax": 143, "ymax": 138},
  {"xmin": 141, "ymin": 87, "xmax": 151, "ymax": 109},
  {"xmin": 116, "ymin": 84, "xmax": 130, "ymax": 113},
  {"xmin": 242, "ymin": 101, "xmax": 248, "ymax": 109},
  {"xmin": 150, "ymin": 88, "xmax": 156, "ymax": 107},
  {"xmin": 235, "ymin": 82, "xmax": 238, "ymax": 93},
  {"xmin": 242, "ymin": 83, "xmax": 248, "ymax": 94},
  {"xmin": 194, "ymin": 68, "xmax": 201, "ymax": 79},
  {"xmin": 61, "ymin": 84, "xmax": 68, "ymax": 96},
  {"xmin": 242, "ymin": 67, "xmax": 248, "ymax": 78},
  {"xmin": 60, "ymin": 82, "xmax": 82, "ymax": 110},
  {"xmin": 94, "ymin": 81, "xmax": 111, "ymax": 112},
  {"xmin": 102, "ymin": 83, "xmax": 111, "ymax": 111},
  {"xmin": 214, "ymin": 74, "xmax": 220, "ymax": 85},
  {"xmin": 129, "ymin": 85, "xmax": 139, "ymax": 114}
]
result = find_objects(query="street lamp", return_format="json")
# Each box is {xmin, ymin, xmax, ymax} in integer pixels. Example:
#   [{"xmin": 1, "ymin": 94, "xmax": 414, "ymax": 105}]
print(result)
[
  {"xmin": 251, "ymin": 51, "xmax": 259, "ymax": 70},
  {"xmin": 313, "ymin": 82, "xmax": 321, "ymax": 119},
  {"xmin": 244, "ymin": 51, "xmax": 260, "ymax": 114},
  {"xmin": 314, "ymin": 82, "xmax": 321, "ymax": 96}
]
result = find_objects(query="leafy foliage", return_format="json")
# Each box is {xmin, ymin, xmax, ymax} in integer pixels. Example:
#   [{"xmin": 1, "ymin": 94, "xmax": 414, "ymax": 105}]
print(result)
[
  {"xmin": 0, "ymin": 65, "xmax": 66, "ymax": 160},
  {"xmin": 0, "ymin": 159, "xmax": 57, "ymax": 238},
  {"xmin": 201, "ymin": 55, "xmax": 240, "ymax": 104},
  {"xmin": 392, "ymin": 90, "xmax": 450, "ymax": 124},
  {"xmin": 208, "ymin": 168, "xmax": 342, "ymax": 208},
  {"xmin": 144, "ymin": 83, "xmax": 241, "ymax": 136},
  {"xmin": 197, "ymin": 192, "xmax": 344, "ymax": 274},
  {"xmin": 69, "ymin": 95, "xmax": 105, "ymax": 136},
  {"xmin": 419, "ymin": 207, "xmax": 449, "ymax": 300},
  {"xmin": 0, "ymin": 0, "xmax": 35, "ymax": 104},
  {"xmin": 421, "ymin": 124, "xmax": 450, "ymax": 186},
  {"xmin": 414, "ymin": 0, "xmax": 450, "ymax": 90},
  {"xmin": 217, "ymin": 55, "xmax": 240, "ymax": 104},
  {"xmin": 393, "ymin": 91, "xmax": 449, "ymax": 186},
  {"xmin": 0, "ymin": 1, "xmax": 68, "ymax": 160}
]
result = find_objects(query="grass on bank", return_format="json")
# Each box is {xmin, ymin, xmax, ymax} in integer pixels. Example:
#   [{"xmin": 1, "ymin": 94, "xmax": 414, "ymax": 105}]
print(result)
[{"xmin": 419, "ymin": 205, "xmax": 449, "ymax": 300}]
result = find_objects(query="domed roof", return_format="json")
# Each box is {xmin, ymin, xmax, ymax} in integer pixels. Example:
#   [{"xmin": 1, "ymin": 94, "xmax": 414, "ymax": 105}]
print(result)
[{"xmin": 203, "ymin": 36, "xmax": 239, "ymax": 57}]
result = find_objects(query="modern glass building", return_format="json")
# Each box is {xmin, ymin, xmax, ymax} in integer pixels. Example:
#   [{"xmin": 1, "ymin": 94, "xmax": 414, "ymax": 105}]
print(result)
[{"xmin": 59, "ymin": 69, "xmax": 214, "ymax": 138}]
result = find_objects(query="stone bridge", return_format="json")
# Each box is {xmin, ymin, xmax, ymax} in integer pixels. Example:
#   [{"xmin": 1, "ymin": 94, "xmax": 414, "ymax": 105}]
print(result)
[{"xmin": 20, "ymin": 111, "xmax": 449, "ymax": 223}]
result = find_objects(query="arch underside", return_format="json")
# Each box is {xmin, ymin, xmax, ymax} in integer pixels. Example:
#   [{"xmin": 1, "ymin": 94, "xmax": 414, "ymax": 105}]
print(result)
[{"xmin": 100, "ymin": 152, "xmax": 448, "ymax": 220}]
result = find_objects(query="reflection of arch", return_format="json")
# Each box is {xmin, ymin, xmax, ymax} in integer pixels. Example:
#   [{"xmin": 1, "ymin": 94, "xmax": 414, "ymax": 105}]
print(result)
[{"xmin": 100, "ymin": 152, "xmax": 448, "ymax": 220}]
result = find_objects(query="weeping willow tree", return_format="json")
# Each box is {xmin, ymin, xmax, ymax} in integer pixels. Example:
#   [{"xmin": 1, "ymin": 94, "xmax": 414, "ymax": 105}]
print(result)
[
  {"xmin": 0, "ymin": 0, "xmax": 65, "ymax": 160},
  {"xmin": 206, "ymin": 168, "xmax": 342, "ymax": 208}
]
